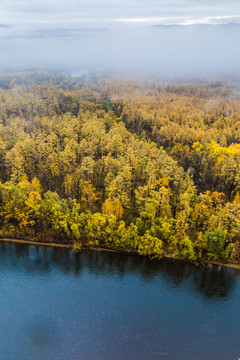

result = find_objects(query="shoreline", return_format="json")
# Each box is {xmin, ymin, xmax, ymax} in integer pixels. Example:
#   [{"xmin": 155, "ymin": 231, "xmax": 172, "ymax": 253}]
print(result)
[
  {"xmin": 0, "ymin": 237, "xmax": 240, "ymax": 271},
  {"xmin": 0, "ymin": 237, "xmax": 73, "ymax": 248}
]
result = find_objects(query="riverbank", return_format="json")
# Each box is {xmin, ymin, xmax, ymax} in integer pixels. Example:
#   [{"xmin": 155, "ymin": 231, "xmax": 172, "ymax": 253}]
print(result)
[
  {"xmin": 0, "ymin": 237, "xmax": 73, "ymax": 248},
  {"xmin": 0, "ymin": 237, "xmax": 240, "ymax": 271},
  {"xmin": 0, "ymin": 237, "xmax": 128, "ymax": 253}
]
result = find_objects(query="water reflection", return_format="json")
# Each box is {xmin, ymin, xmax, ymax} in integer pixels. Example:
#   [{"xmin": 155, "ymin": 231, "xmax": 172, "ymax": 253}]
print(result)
[
  {"xmin": 23, "ymin": 319, "xmax": 57, "ymax": 348},
  {"xmin": 0, "ymin": 241, "xmax": 239, "ymax": 360},
  {"xmin": 0, "ymin": 241, "xmax": 238, "ymax": 301}
]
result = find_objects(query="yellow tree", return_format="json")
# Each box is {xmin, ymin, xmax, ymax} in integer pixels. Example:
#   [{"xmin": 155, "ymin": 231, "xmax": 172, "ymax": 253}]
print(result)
[
  {"xmin": 78, "ymin": 179, "xmax": 98, "ymax": 211},
  {"xmin": 102, "ymin": 198, "xmax": 123, "ymax": 219}
]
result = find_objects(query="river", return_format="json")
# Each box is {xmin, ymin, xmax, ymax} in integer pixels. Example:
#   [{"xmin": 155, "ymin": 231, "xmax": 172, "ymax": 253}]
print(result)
[{"xmin": 0, "ymin": 241, "xmax": 239, "ymax": 360}]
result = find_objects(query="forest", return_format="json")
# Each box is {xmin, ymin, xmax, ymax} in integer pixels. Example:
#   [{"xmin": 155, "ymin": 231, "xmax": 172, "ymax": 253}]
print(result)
[{"xmin": 0, "ymin": 71, "xmax": 240, "ymax": 263}]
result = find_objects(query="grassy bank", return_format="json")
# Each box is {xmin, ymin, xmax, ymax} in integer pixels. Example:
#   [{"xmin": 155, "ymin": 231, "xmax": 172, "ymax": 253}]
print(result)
[{"xmin": 1, "ymin": 236, "xmax": 240, "ymax": 271}]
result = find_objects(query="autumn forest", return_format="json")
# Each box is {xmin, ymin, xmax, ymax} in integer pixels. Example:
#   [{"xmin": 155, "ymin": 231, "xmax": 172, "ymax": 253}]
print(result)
[{"xmin": 1, "ymin": 72, "xmax": 240, "ymax": 263}]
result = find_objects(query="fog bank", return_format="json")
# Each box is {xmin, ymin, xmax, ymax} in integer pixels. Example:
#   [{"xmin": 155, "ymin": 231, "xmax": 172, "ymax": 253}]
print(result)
[{"xmin": 1, "ymin": 23, "xmax": 240, "ymax": 77}]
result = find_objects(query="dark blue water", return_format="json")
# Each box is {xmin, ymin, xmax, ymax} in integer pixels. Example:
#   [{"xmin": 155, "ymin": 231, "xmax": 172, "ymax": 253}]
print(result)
[{"xmin": 0, "ymin": 242, "xmax": 239, "ymax": 360}]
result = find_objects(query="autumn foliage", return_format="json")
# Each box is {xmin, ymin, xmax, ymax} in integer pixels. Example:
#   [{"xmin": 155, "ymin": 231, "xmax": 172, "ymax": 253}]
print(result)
[{"xmin": 0, "ymin": 72, "xmax": 240, "ymax": 262}]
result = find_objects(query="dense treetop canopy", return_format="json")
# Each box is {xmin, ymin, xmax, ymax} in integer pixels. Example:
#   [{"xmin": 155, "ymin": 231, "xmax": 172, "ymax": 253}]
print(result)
[{"xmin": 1, "ymin": 72, "xmax": 240, "ymax": 263}]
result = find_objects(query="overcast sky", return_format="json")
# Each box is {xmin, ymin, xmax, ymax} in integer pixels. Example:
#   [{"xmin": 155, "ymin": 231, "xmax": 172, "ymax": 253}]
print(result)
[
  {"xmin": 1, "ymin": 0, "xmax": 240, "ymax": 28},
  {"xmin": 1, "ymin": 1, "xmax": 240, "ymax": 76}
]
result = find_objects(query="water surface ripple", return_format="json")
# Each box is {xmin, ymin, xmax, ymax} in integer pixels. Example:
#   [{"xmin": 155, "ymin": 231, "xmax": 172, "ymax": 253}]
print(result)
[{"xmin": 0, "ymin": 242, "xmax": 239, "ymax": 360}]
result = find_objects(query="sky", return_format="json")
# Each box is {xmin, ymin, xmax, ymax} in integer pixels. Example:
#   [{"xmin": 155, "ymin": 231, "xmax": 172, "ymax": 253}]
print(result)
[
  {"xmin": 0, "ymin": 0, "xmax": 240, "ymax": 28},
  {"xmin": 0, "ymin": 0, "xmax": 240, "ymax": 76}
]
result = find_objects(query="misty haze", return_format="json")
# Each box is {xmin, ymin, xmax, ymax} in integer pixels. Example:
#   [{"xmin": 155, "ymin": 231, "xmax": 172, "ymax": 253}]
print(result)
[
  {"xmin": 0, "ymin": 23, "xmax": 239, "ymax": 76},
  {"xmin": 0, "ymin": 0, "xmax": 240, "ymax": 76}
]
